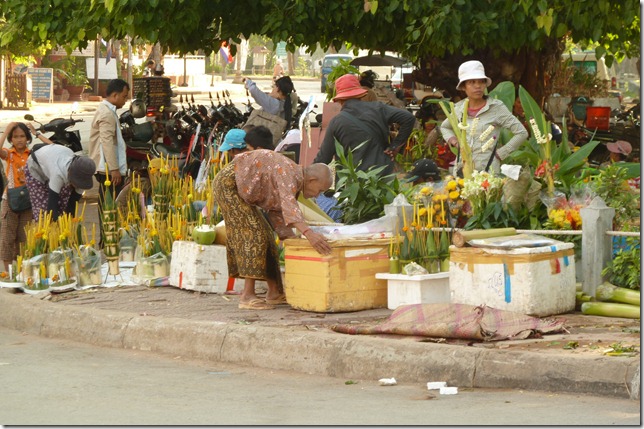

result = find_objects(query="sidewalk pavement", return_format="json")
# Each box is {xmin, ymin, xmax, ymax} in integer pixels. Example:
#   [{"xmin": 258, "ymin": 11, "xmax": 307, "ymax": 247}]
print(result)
[{"xmin": 0, "ymin": 282, "xmax": 639, "ymax": 400}]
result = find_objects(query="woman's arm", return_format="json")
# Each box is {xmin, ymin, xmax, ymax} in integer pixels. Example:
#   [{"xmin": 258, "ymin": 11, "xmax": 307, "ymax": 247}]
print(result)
[
  {"xmin": 495, "ymin": 105, "xmax": 529, "ymax": 160},
  {"xmin": 0, "ymin": 122, "xmax": 18, "ymax": 159},
  {"xmin": 246, "ymin": 79, "xmax": 282, "ymax": 115},
  {"xmin": 26, "ymin": 122, "xmax": 54, "ymax": 145}
]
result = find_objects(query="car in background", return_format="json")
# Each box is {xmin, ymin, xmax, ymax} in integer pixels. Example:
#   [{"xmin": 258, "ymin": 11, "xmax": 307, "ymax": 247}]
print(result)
[{"xmin": 319, "ymin": 54, "xmax": 353, "ymax": 92}]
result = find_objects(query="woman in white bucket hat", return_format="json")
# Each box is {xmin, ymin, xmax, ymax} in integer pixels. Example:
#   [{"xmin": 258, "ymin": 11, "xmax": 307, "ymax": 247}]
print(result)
[{"xmin": 440, "ymin": 60, "xmax": 528, "ymax": 176}]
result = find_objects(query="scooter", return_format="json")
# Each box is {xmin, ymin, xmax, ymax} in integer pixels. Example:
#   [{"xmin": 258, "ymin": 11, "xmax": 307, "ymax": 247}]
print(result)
[
  {"xmin": 24, "ymin": 103, "xmax": 84, "ymax": 153},
  {"xmin": 120, "ymin": 99, "xmax": 155, "ymax": 171}
]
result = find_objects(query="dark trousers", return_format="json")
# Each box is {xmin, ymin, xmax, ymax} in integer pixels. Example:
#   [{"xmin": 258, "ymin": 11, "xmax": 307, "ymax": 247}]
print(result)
[{"xmin": 94, "ymin": 172, "xmax": 124, "ymax": 248}]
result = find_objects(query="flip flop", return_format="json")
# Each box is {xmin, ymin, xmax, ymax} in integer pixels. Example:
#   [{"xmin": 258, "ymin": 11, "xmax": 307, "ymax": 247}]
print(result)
[
  {"xmin": 264, "ymin": 294, "xmax": 288, "ymax": 305},
  {"xmin": 238, "ymin": 298, "xmax": 275, "ymax": 310}
]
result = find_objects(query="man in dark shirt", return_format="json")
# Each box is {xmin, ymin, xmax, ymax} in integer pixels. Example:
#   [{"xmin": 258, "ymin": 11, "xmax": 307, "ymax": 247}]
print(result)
[{"xmin": 313, "ymin": 74, "xmax": 415, "ymax": 176}]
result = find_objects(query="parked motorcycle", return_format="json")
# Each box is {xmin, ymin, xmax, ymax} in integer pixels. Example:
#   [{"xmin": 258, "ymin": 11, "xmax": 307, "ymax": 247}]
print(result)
[
  {"xmin": 120, "ymin": 99, "xmax": 155, "ymax": 171},
  {"xmin": 24, "ymin": 104, "xmax": 84, "ymax": 153}
]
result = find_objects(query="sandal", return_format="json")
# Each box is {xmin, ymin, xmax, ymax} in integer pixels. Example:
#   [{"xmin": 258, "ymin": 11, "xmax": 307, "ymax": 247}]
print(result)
[
  {"xmin": 238, "ymin": 298, "xmax": 275, "ymax": 310},
  {"xmin": 264, "ymin": 294, "xmax": 288, "ymax": 305}
]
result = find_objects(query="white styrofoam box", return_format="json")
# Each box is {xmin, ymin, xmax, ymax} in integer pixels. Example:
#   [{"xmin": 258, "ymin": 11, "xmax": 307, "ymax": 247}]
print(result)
[
  {"xmin": 169, "ymin": 241, "xmax": 267, "ymax": 294},
  {"xmin": 169, "ymin": 241, "xmax": 231, "ymax": 293},
  {"xmin": 449, "ymin": 243, "xmax": 576, "ymax": 317},
  {"xmin": 376, "ymin": 272, "xmax": 450, "ymax": 310}
]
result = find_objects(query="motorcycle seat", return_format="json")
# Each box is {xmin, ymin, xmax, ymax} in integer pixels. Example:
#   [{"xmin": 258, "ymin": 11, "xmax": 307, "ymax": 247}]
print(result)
[{"xmin": 152, "ymin": 142, "xmax": 187, "ymax": 160}]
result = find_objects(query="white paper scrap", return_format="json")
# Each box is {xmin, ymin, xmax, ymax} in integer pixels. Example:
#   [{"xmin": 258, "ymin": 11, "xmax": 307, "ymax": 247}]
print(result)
[
  {"xmin": 378, "ymin": 377, "xmax": 397, "ymax": 386},
  {"xmin": 427, "ymin": 381, "xmax": 447, "ymax": 390},
  {"xmin": 500, "ymin": 164, "xmax": 522, "ymax": 180},
  {"xmin": 439, "ymin": 386, "xmax": 458, "ymax": 395}
]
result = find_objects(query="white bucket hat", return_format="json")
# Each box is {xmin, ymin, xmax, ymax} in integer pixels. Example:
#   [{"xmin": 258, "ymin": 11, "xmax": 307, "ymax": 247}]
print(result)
[{"xmin": 456, "ymin": 60, "xmax": 492, "ymax": 90}]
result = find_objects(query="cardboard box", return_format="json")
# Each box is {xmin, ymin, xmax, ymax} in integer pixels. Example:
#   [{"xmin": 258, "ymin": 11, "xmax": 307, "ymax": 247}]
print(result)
[
  {"xmin": 284, "ymin": 238, "xmax": 390, "ymax": 312},
  {"xmin": 449, "ymin": 243, "xmax": 576, "ymax": 317},
  {"xmin": 376, "ymin": 272, "xmax": 450, "ymax": 309}
]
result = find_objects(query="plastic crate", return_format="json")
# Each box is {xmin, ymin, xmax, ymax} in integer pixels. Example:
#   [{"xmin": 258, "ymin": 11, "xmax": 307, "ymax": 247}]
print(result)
[{"xmin": 585, "ymin": 106, "xmax": 611, "ymax": 130}]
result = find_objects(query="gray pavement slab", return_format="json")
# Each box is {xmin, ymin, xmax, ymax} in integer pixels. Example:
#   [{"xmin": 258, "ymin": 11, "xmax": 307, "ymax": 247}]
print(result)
[{"xmin": 0, "ymin": 285, "xmax": 639, "ymax": 400}]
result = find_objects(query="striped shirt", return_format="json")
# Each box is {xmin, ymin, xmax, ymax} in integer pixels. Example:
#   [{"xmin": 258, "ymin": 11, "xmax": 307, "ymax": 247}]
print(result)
[{"xmin": 440, "ymin": 98, "xmax": 528, "ymax": 174}]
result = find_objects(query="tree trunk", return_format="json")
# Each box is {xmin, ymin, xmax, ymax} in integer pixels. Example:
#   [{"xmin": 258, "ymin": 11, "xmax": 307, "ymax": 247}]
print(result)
[
  {"xmin": 287, "ymin": 52, "xmax": 295, "ymax": 76},
  {"xmin": 416, "ymin": 38, "xmax": 564, "ymax": 109}
]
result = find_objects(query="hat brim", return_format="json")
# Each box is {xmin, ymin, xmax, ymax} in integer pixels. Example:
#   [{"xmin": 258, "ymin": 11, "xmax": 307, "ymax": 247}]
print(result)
[
  {"xmin": 606, "ymin": 141, "xmax": 632, "ymax": 154},
  {"xmin": 456, "ymin": 76, "xmax": 492, "ymax": 90},
  {"xmin": 333, "ymin": 88, "xmax": 368, "ymax": 102},
  {"xmin": 402, "ymin": 174, "xmax": 420, "ymax": 183},
  {"xmin": 70, "ymin": 176, "xmax": 94, "ymax": 190}
]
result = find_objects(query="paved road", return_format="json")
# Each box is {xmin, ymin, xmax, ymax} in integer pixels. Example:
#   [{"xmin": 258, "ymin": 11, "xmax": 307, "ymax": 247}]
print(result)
[{"xmin": 0, "ymin": 326, "xmax": 639, "ymax": 426}]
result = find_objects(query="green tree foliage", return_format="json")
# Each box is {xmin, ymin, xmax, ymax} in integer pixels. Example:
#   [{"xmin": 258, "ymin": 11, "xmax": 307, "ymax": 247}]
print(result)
[{"xmin": 0, "ymin": 0, "xmax": 639, "ymax": 100}]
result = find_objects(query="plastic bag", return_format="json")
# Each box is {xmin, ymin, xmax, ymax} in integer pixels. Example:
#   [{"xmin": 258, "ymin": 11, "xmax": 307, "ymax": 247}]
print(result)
[
  {"xmin": 134, "ymin": 251, "xmax": 169, "ymax": 281},
  {"xmin": 119, "ymin": 231, "xmax": 137, "ymax": 262},
  {"xmin": 384, "ymin": 193, "xmax": 413, "ymax": 236},
  {"xmin": 75, "ymin": 245, "xmax": 102, "ymax": 287},
  {"xmin": 48, "ymin": 248, "xmax": 75, "ymax": 283},
  {"xmin": 402, "ymin": 261, "xmax": 428, "ymax": 275},
  {"xmin": 312, "ymin": 214, "xmax": 396, "ymax": 238}
]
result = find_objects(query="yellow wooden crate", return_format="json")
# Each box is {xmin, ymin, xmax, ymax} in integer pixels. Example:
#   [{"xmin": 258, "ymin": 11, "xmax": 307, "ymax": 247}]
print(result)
[{"xmin": 283, "ymin": 238, "xmax": 390, "ymax": 313}]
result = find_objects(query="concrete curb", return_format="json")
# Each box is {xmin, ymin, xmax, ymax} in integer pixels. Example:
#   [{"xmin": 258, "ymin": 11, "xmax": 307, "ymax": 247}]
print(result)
[{"xmin": 0, "ymin": 290, "xmax": 639, "ymax": 399}]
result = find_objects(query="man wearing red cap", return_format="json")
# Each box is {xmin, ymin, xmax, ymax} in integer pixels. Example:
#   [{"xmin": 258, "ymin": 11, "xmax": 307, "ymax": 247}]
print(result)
[{"xmin": 313, "ymin": 74, "xmax": 415, "ymax": 176}]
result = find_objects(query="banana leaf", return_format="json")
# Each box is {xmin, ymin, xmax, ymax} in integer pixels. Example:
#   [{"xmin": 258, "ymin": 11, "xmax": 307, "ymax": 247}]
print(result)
[
  {"xmin": 426, "ymin": 230, "xmax": 438, "ymax": 258},
  {"xmin": 489, "ymin": 81, "xmax": 515, "ymax": 111},
  {"xmin": 439, "ymin": 229, "xmax": 450, "ymax": 258},
  {"xmin": 557, "ymin": 140, "xmax": 601, "ymax": 175}
]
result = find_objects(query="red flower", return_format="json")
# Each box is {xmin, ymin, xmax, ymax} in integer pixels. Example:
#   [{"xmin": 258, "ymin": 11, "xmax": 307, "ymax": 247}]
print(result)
[
  {"xmin": 481, "ymin": 179, "xmax": 490, "ymax": 190},
  {"xmin": 535, "ymin": 160, "xmax": 547, "ymax": 178}
]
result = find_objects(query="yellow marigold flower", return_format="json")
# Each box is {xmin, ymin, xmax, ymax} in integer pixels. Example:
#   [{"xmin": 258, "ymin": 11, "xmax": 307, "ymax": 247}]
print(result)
[
  {"xmin": 438, "ymin": 194, "xmax": 448, "ymax": 201},
  {"xmin": 418, "ymin": 208, "xmax": 427, "ymax": 217},
  {"xmin": 104, "ymin": 179, "xmax": 111, "ymax": 187},
  {"xmin": 419, "ymin": 186, "xmax": 432, "ymax": 196},
  {"xmin": 449, "ymin": 190, "xmax": 460, "ymax": 200},
  {"xmin": 446, "ymin": 180, "xmax": 457, "ymax": 191},
  {"xmin": 428, "ymin": 207, "xmax": 436, "ymax": 216},
  {"xmin": 451, "ymin": 208, "xmax": 460, "ymax": 215},
  {"xmin": 52, "ymin": 274, "xmax": 60, "ymax": 282},
  {"xmin": 35, "ymin": 231, "xmax": 44, "ymax": 239},
  {"xmin": 131, "ymin": 187, "xmax": 141, "ymax": 194},
  {"xmin": 151, "ymin": 229, "xmax": 158, "ymax": 237},
  {"xmin": 402, "ymin": 226, "xmax": 409, "ymax": 232},
  {"xmin": 458, "ymin": 179, "xmax": 465, "ymax": 187},
  {"xmin": 0, "ymin": 272, "xmax": 7, "ymax": 279},
  {"xmin": 410, "ymin": 221, "xmax": 418, "ymax": 228},
  {"xmin": 432, "ymin": 195, "xmax": 441, "ymax": 202}
]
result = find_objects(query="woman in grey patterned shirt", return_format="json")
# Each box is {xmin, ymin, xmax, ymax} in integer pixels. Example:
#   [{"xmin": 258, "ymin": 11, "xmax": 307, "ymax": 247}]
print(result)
[{"xmin": 440, "ymin": 60, "xmax": 528, "ymax": 176}]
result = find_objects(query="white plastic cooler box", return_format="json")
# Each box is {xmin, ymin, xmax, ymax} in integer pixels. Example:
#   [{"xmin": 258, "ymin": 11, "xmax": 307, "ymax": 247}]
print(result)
[{"xmin": 449, "ymin": 242, "xmax": 576, "ymax": 317}]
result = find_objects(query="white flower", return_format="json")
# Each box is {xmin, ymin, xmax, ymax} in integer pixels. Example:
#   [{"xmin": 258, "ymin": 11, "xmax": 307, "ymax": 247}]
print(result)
[
  {"xmin": 479, "ymin": 125, "xmax": 495, "ymax": 142},
  {"xmin": 470, "ymin": 117, "xmax": 480, "ymax": 136},
  {"xmin": 529, "ymin": 118, "xmax": 543, "ymax": 142},
  {"xmin": 481, "ymin": 137, "xmax": 496, "ymax": 152}
]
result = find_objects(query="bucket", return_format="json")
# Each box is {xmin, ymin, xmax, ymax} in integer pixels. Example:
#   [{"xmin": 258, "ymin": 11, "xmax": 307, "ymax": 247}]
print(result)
[{"xmin": 585, "ymin": 106, "xmax": 611, "ymax": 130}]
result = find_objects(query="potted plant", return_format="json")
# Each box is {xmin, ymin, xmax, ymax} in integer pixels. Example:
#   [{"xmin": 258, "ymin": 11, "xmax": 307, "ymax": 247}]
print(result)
[{"xmin": 55, "ymin": 56, "xmax": 90, "ymax": 101}]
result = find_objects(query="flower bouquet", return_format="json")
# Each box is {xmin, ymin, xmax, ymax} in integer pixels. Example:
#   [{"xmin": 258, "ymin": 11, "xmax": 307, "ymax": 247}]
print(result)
[
  {"xmin": 101, "ymin": 163, "xmax": 121, "ymax": 276},
  {"xmin": 0, "ymin": 258, "xmax": 24, "ymax": 289},
  {"xmin": 47, "ymin": 249, "xmax": 77, "ymax": 293}
]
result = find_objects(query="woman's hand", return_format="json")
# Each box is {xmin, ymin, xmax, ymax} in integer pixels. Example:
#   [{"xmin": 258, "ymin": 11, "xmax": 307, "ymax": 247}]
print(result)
[
  {"xmin": 448, "ymin": 137, "xmax": 459, "ymax": 148},
  {"xmin": 26, "ymin": 122, "xmax": 37, "ymax": 135},
  {"xmin": 304, "ymin": 230, "xmax": 332, "ymax": 255}
]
